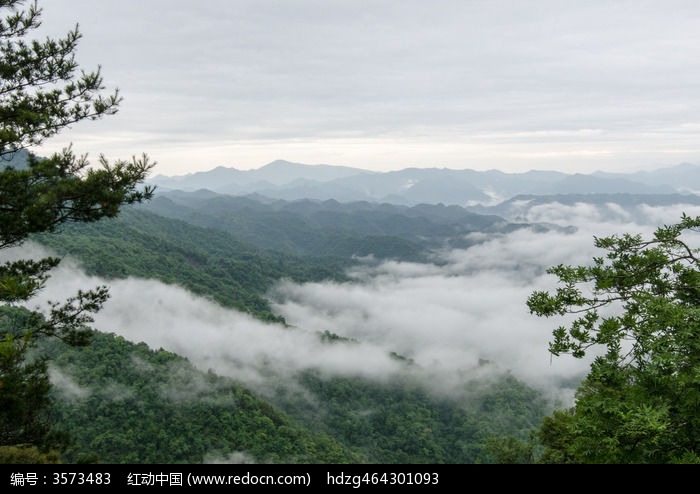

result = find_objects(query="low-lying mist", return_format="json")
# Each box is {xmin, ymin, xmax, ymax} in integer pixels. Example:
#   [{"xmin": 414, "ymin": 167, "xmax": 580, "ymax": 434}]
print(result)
[{"xmin": 12, "ymin": 202, "xmax": 699, "ymax": 404}]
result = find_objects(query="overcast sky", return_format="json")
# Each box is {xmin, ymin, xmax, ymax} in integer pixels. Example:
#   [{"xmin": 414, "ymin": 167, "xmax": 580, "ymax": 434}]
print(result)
[{"xmin": 33, "ymin": 1, "xmax": 700, "ymax": 175}]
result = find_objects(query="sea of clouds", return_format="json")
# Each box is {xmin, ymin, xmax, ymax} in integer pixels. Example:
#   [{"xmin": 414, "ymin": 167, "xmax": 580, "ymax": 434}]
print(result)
[{"xmin": 9, "ymin": 202, "xmax": 700, "ymax": 405}]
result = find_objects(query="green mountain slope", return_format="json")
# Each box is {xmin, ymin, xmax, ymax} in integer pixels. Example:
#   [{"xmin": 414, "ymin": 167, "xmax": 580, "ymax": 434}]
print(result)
[
  {"xmin": 143, "ymin": 192, "xmax": 513, "ymax": 260},
  {"xmin": 44, "ymin": 331, "xmax": 358, "ymax": 464},
  {"xmin": 271, "ymin": 370, "xmax": 547, "ymax": 463},
  {"xmin": 37, "ymin": 208, "xmax": 349, "ymax": 322}
]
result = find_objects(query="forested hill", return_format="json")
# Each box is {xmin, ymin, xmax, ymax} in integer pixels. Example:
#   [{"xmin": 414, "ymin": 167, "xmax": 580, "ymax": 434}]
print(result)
[
  {"xmin": 41, "ymin": 328, "xmax": 547, "ymax": 464},
  {"xmin": 43, "ymin": 330, "xmax": 357, "ymax": 464},
  {"xmin": 37, "ymin": 209, "xmax": 350, "ymax": 322},
  {"xmin": 142, "ymin": 190, "xmax": 549, "ymax": 259}
]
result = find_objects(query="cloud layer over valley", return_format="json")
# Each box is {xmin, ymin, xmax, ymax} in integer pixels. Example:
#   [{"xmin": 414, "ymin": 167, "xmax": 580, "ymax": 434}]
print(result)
[{"xmin": 11, "ymin": 203, "xmax": 700, "ymax": 404}]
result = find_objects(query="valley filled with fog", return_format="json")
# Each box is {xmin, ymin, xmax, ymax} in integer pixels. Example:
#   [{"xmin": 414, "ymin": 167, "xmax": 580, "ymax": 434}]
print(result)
[
  {"xmin": 6, "ymin": 156, "xmax": 700, "ymax": 463},
  {"xmin": 17, "ymin": 201, "xmax": 699, "ymax": 408}
]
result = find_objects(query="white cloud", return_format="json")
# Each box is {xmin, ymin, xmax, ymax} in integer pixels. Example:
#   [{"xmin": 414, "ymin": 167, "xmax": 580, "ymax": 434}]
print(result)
[
  {"xmin": 14, "ymin": 248, "xmax": 401, "ymax": 395},
  {"xmin": 271, "ymin": 228, "xmax": 596, "ymax": 395},
  {"xmin": 203, "ymin": 451, "xmax": 257, "ymax": 464},
  {"xmin": 271, "ymin": 204, "xmax": 700, "ymax": 398},
  {"xmin": 49, "ymin": 367, "xmax": 91, "ymax": 401}
]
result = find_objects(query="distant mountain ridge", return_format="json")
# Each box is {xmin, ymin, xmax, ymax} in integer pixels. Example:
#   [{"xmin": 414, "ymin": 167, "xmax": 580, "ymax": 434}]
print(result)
[
  {"xmin": 593, "ymin": 163, "xmax": 700, "ymax": 193},
  {"xmin": 149, "ymin": 160, "xmax": 696, "ymax": 206},
  {"xmin": 151, "ymin": 160, "xmax": 370, "ymax": 190}
]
